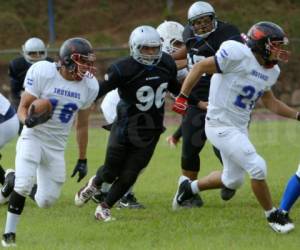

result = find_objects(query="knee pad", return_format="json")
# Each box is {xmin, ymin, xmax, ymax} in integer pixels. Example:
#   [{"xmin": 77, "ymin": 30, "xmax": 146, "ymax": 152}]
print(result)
[
  {"xmin": 181, "ymin": 155, "xmax": 200, "ymax": 172},
  {"xmin": 35, "ymin": 195, "xmax": 58, "ymax": 208},
  {"xmin": 247, "ymin": 154, "xmax": 267, "ymax": 180}
]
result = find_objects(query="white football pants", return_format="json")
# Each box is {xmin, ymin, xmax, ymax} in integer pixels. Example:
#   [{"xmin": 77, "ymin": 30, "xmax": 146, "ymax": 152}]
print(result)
[
  {"xmin": 14, "ymin": 135, "xmax": 65, "ymax": 208},
  {"xmin": 205, "ymin": 123, "xmax": 267, "ymax": 190}
]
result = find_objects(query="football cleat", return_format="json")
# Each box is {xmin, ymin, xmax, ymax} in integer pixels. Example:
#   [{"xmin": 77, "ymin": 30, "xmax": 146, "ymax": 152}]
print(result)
[
  {"xmin": 180, "ymin": 193, "xmax": 204, "ymax": 208},
  {"xmin": 95, "ymin": 202, "xmax": 115, "ymax": 222},
  {"xmin": 0, "ymin": 169, "xmax": 15, "ymax": 205},
  {"xmin": 220, "ymin": 186, "xmax": 236, "ymax": 201},
  {"xmin": 74, "ymin": 175, "xmax": 98, "ymax": 207},
  {"xmin": 116, "ymin": 193, "xmax": 145, "ymax": 209},
  {"xmin": 1, "ymin": 232, "xmax": 16, "ymax": 247},
  {"xmin": 172, "ymin": 178, "xmax": 195, "ymax": 210},
  {"xmin": 267, "ymin": 209, "xmax": 295, "ymax": 234}
]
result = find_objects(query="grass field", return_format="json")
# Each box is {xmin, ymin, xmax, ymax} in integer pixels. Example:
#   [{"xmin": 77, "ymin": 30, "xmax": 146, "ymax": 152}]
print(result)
[{"xmin": 1, "ymin": 120, "xmax": 300, "ymax": 250}]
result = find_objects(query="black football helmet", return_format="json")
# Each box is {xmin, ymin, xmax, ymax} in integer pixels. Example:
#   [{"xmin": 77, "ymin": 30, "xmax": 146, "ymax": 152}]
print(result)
[
  {"xmin": 246, "ymin": 21, "xmax": 290, "ymax": 67},
  {"xmin": 59, "ymin": 37, "xmax": 96, "ymax": 80}
]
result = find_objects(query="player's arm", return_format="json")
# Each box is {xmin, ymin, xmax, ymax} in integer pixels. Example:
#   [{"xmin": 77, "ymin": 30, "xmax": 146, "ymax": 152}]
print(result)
[
  {"xmin": 70, "ymin": 108, "xmax": 90, "ymax": 182},
  {"xmin": 172, "ymin": 56, "xmax": 217, "ymax": 114},
  {"xmin": 261, "ymin": 90, "xmax": 299, "ymax": 120},
  {"xmin": 17, "ymin": 91, "xmax": 37, "ymax": 124},
  {"xmin": 181, "ymin": 56, "xmax": 217, "ymax": 97},
  {"xmin": 75, "ymin": 108, "xmax": 90, "ymax": 160},
  {"xmin": 96, "ymin": 64, "xmax": 120, "ymax": 100}
]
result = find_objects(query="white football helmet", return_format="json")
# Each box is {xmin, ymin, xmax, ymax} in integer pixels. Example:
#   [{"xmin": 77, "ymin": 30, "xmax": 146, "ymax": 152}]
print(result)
[
  {"xmin": 22, "ymin": 37, "xmax": 47, "ymax": 64},
  {"xmin": 129, "ymin": 25, "xmax": 162, "ymax": 66},
  {"xmin": 156, "ymin": 21, "xmax": 184, "ymax": 54},
  {"xmin": 188, "ymin": 1, "xmax": 217, "ymax": 38}
]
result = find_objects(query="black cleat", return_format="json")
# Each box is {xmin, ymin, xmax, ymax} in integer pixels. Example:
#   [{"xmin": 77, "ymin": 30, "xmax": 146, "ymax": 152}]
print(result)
[
  {"xmin": 220, "ymin": 186, "xmax": 236, "ymax": 201},
  {"xmin": 0, "ymin": 169, "xmax": 15, "ymax": 204},
  {"xmin": 116, "ymin": 193, "xmax": 145, "ymax": 209},
  {"xmin": 2, "ymin": 232, "xmax": 16, "ymax": 247},
  {"xmin": 267, "ymin": 209, "xmax": 295, "ymax": 234},
  {"xmin": 172, "ymin": 179, "xmax": 195, "ymax": 210},
  {"xmin": 181, "ymin": 193, "xmax": 204, "ymax": 208}
]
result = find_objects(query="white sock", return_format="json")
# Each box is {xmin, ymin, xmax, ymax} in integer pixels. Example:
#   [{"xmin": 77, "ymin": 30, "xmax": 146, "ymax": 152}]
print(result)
[
  {"xmin": 191, "ymin": 180, "xmax": 200, "ymax": 194},
  {"xmin": 264, "ymin": 207, "xmax": 276, "ymax": 218},
  {"xmin": 4, "ymin": 212, "xmax": 20, "ymax": 234}
]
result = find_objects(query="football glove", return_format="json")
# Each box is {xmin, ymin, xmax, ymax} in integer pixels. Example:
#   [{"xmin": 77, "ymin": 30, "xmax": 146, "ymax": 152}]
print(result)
[
  {"xmin": 172, "ymin": 93, "xmax": 188, "ymax": 115},
  {"xmin": 24, "ymin": 105, "xmax": 52, "ymax": 128},
  {"xmin": 71, "ymin": 159, "xmax": 88, "ymax": 182}
]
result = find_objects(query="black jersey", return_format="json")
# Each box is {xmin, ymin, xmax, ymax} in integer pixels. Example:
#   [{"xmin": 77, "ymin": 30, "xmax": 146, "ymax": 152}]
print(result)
[
  {"xmin": 8, "ymin": 56, "xmax": 53, "ymax": 108},
  {"xmin": 183, "ymin": 20, "xmax": 243, "ymax": 105},
  {"xmin": 98, "ymin": 53, "xmax": 180, "ymax": 139}
]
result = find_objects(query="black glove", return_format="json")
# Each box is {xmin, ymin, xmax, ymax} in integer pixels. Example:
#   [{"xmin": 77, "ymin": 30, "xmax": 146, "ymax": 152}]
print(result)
[
  {"xmin": 71, "ymin": 159, "xmax": 88, "ymax": 182},
  {"xmin": 25, "ymin": 105, "xmax": 52, "ymax": 128}
]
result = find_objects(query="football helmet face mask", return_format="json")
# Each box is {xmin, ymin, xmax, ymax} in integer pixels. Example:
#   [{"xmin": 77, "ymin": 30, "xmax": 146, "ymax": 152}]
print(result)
[
  {"xmin": 188, "ymin": 1, "xmax": 217, "ymax": 38},
  {"xmin": 247, "ymin": 21, "xmax": 290, "ymax": 67},
  {"xmin": 156, "ymin": 21, "xmax": 184, "ymax": 54},
  {"xmin": 59, "ymin": 37, "xmax": 96, "ymax": 81},
  {"xmin": 129, "ymin": 25, "xmax": 162, "ymax": 66},
  {"xmin": 22, "ymin": 37, "xmax": 47, "ymax": 64}
]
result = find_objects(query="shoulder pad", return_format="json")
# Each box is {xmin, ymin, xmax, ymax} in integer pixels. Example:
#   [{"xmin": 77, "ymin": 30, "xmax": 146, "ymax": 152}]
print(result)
[
  {"xmin": 31, "ymin": 61, "xmax": 57, "ymax": 79},
  {"xmin": 219, "ymin": 40, "xmax": 250, "ymax": 61}
]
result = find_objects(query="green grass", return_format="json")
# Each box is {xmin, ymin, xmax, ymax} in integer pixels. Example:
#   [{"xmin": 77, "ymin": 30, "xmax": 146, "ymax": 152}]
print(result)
[{"xmin": 1, "ymin": 120, "xmax": 300, "ymax": 249}]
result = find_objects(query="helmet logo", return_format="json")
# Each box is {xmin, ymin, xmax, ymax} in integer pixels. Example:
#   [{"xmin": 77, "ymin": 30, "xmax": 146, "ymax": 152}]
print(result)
[{"xmin": 251, "ymin": 27, "xmax": 265, "ymax": 40}]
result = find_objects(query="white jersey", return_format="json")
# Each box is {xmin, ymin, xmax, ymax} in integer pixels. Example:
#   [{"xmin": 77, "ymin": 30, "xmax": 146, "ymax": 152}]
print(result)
[
  {"xmin": 207, "ymin": 40, "xmax": 280, "ymax": 129},
  {"xmin": 0, "ymin": 93, "xmax": 11, "ymax": 115},
  {"xmin": 100, "ymin": 89, "xmax": 120, "ymax": 124},
  {"xmin": 22, "ymin": 61, "xmax": 99, "ymax": 150}
]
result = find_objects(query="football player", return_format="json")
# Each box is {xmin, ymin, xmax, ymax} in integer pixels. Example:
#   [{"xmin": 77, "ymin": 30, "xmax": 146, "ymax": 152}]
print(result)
[
  {"xmin": 0, "ymin": 93, "xmax": 19, "ymax": 204},
  {"xmin": 92, "ymin": 20, "xmax": 187, "ymax": 209},
  {"xmin": 171, "ymin": 1, "xmax": 244, "ymax": 208},
  {"xmin": 1, "ymin": 37, "xmax": 99, "ymax": 247},
  {"xmin": 74, "ymin": 25, "xmax": 180, "ymax": 221},
  {"xmin": 8, "ymin": 37, "xmax": 53, "ymax": 134},
  {"xmin": 172, "ymin": 21, "xmax": 296, "ymax": 233},
  {"xmin": 156, "ymin": 20, "xmax": 187, "ymax": 148}
]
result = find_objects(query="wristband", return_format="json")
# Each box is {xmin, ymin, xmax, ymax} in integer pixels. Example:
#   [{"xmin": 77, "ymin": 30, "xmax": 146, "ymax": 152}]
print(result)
[
  {"xmin": 179, "ymin": 93, "xmax": 188, "ymax": 99},
  {"xmin": 78, "ymin": 159, "xmax": 87, "ymax": 164}
]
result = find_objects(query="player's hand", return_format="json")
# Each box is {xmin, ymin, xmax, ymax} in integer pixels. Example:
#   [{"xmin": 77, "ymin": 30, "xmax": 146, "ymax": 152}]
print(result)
[
  {"xmin": 71, "ymin": 159, "xmax": 88, "ymax": 182},
  {"xmin": 197, "ymin": 101, "xmax": 208, "ymax": 110},
  {"xmin": 172, "ymin": 93, "xmax": 188, "ymax": 115},
  {"xmin": 25, "ymin": 105, "xmax": 52, "ymax": 128}
]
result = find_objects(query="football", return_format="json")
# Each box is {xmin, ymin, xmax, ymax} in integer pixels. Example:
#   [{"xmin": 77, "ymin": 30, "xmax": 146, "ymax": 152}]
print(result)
[{"xmin": 29, "ymin": 98, "xmax": 52, "ymax": 115}]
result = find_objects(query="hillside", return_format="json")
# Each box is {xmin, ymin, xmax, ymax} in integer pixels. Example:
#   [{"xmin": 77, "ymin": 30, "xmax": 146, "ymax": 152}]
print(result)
[
  {"xmin": 0, "ymin": 0, "xmax": 300, "ymax": 104},
  {"xmin": 1, "ymin": 0, "xmax": 300, "ymax": 48}
]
